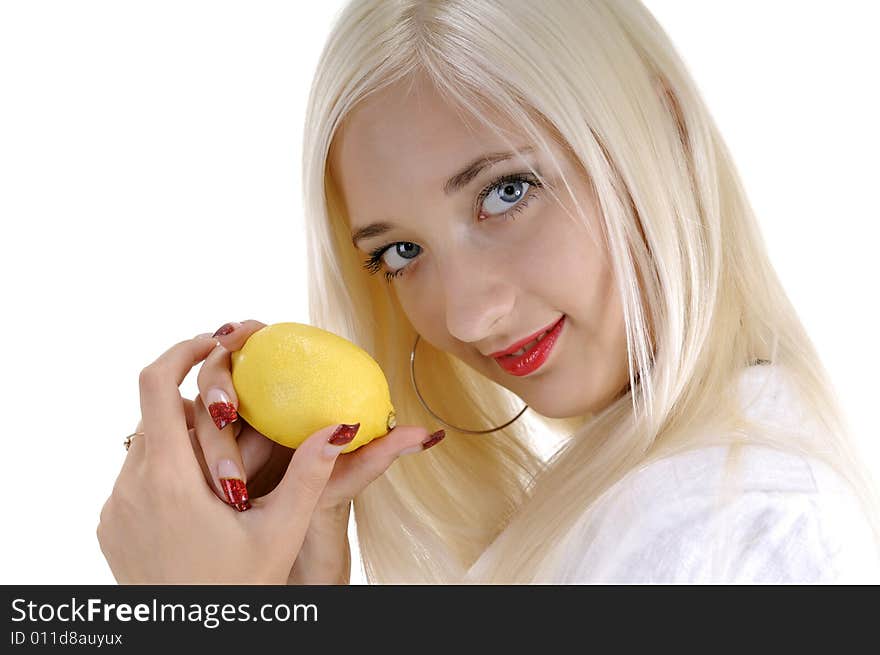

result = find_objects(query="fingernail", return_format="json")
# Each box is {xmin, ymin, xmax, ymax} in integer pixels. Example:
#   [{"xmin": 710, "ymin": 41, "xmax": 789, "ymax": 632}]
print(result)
[
  {"xmin": 212, "ymin": 321, "xmax": 242, "ymax": 338},
  {"xmin": 206, "ymin": 387, "xmax": 237, "ymax": 430},
  {"xmin": 324, "ymin": 423, "xmax": 360, "ymax": 458},
  {"xmin": 218, "ymin": 459, "xmax": 251, "ymax": 511},
  {"xmin": 400, "ymin": 429, "xmax": 446, "ymax": 456}
]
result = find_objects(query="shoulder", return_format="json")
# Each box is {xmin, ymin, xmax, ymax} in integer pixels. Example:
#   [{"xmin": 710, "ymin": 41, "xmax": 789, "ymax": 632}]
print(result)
[{"xmin": 554, "ymin": 444, "xmax": 880, "ymax": 584}]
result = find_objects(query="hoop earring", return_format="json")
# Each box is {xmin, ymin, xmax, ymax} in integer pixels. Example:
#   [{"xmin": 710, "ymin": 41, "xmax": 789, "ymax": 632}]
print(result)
[{"xmin": 409, "ymin": 333, "xmax": 529, "ymax": 434}]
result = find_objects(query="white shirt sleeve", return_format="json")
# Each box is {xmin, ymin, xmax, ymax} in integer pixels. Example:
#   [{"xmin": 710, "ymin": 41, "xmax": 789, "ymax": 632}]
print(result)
[{"xmin": 551, "ymin": 445, "xmax": 880, "ymax": 584}]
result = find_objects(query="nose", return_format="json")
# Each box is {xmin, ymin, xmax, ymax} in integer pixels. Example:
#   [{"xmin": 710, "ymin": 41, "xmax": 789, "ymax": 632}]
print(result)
[{"xmin": 439, "ymin": 255, "xmax": 515, "ymax": 346}]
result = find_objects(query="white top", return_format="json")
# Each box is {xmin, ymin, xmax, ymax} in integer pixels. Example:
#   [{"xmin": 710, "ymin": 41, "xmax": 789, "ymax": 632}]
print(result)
[{"xmin": 549, "ymin": 364, "xmax": 880, "ymax": 584}]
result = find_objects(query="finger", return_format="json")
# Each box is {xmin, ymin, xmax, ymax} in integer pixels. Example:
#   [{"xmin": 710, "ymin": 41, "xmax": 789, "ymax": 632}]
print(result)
[
  {"xmin": 194, "ymin": 391, "xmax": 251, "ymax": 511},
  {"xmin": 130, "ymin": 410, "xmax": 228, "ymax": 488},
  {"xmin": 134, "ymin": 397, "xmax": 197, "ymax": 436},
  {"xmin": 208, "ymin": 319, "xmax": 267, "ymax": 353},
  {"xmin": 122, "ymin": 424, "xmax": 147, "ymax": 472},
  {"xmin": 183, "ymin": 397, "xmax": 196, "ymax": 429},
  {"xmin": 197, "ymin": 343, "xmax": 239, "ymax": 431},
  {"xmin": 237, "ymin": 424, "xmax": 276, "ymax": 482},
  {"xmin": 188, "ymin": 426, "xmax": 211, "ymax": 482},
  {"xmin": 195, "ymin": 318, "xmax": 265, "ymax": 435},
  {"xmin": 139, "ymin": 335, "xmax": 220, "ymax": 465},
  {"xmin": 138, "ymin": 398, "xmax": 236, "ymax": 470},
  {"xmin": 190, "ymin": 417, "xmax": 245, "ymax": 496},
  {"xmin": 261, "ymin": 422, "xmax": 361, "ymax": 544},
  {"xmin": 321, "ymin": 425, "xmax": 445, "ymax": 510}
]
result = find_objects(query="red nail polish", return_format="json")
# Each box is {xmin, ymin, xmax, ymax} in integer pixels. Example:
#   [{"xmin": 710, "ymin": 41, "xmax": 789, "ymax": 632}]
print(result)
[
  {"xmin": 421, "ymin": 429, "xmax": 446, "ymax": 450},
  {"xmin": 328, "ymin": 423, "xmax": 360, "ymax": 445},
  {"xmin": 220, "ymin": 478, "xmax": 251, "ymax": 511},
  {"xmin": 212, "ymin": 322, "xmax": 239, "ymax": 338},
  {"xmin": 208, "ymin": 401, "xmax": 238, "ymax": 430}
]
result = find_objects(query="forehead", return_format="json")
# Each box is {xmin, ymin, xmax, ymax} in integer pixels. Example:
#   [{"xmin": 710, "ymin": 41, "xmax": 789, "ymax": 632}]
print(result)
[{"xmin": 328, "ymin": 78, "xmax": 532, "ymax": 216}]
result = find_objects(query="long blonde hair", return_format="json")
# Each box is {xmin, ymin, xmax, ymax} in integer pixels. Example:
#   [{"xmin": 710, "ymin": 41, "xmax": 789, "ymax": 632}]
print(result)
[{"xmin": 300, "ymin": 0, "xmax": 880, "ymax": 583}]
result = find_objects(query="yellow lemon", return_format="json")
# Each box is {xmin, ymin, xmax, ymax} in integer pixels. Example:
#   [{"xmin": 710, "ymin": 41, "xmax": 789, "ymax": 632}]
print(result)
[{"xmin": 230, "ymin": 322, "xmax": 396, "ymax": 454}]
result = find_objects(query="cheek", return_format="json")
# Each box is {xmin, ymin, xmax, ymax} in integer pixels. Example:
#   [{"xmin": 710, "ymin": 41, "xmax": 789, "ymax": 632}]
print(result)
[
  {"xmin": 534, "ymin": 208, "xmax": 624, "ymax": 364},
  {"xmin": 596, "ymin": 281, "xmax": 631, "ymax": 395},
  {"xmin": 519, "ymin": 208, "xmax": 607, "ymax": 302},
  {"xmin": 394, "ymin": 280, "xmax": 444, "ymax": 339},
  {"xmin": 592, "ymin": 262, "xmax": 625, "ymax": 347}
]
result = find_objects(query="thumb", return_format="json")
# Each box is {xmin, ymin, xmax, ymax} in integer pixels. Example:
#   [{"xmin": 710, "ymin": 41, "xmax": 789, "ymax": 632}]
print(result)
[{"xmin": 260, "ymin": 422, "xmax": 360, "ymax": 535}]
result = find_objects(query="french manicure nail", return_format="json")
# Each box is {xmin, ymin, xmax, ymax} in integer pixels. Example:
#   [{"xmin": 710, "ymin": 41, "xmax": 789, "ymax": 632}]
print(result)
[
  {"xmin": 212, "ymin": 321, "xmax": 242, "ymax": 338},
  {"xmin": 324, "ymin": 423, "xmax": 360, "ymax": 458},
  {"xmin": 206, "ymin": 387, "xmax": 237, "ymax": 430},
  {"xmin": 400, "ymin": 429, "xmax": 446, "ymax": 456},
  {"xmin": 422, "ymin": 429, "xmax": 446, "ymax": 449},
  {"xmin": 218, "ymin": 459, "xmax": 250, "ymax": 511}
]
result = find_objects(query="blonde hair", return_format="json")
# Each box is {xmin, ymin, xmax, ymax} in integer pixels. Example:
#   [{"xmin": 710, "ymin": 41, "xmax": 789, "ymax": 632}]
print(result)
[{"xmin": 300, "ymin": 0, "xmax": 880, "ymax": 583}]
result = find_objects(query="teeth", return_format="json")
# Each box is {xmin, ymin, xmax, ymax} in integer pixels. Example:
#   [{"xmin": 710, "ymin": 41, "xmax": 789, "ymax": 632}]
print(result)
[{"xmin": 507, "ymin": 330, "xmax": 549, "ymax": 358}]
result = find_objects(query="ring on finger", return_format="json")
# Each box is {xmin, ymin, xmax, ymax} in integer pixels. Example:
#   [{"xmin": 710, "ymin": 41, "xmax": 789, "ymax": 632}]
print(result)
[{"xmin": 124, "ymin": 431, "xmax": 145, "ymax": 451}]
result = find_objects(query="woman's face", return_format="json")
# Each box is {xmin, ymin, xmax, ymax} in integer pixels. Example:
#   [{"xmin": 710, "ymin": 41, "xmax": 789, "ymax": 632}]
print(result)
[{"xmin": 329, "ymin": 77, "xmax": 630, "ymax": 419}]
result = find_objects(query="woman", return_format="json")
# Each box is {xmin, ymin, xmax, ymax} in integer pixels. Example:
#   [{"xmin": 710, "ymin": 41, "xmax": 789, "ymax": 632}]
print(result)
[{"xmin": 97, "ymin": 0, "xmax": 880, "ymax": 584}]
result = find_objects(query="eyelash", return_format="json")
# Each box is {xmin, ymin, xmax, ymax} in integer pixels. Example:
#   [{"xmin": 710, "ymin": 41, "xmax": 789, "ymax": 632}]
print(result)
[{"xmin": 362, "ymin": 172, "xmax": 543, "ymax": 283}]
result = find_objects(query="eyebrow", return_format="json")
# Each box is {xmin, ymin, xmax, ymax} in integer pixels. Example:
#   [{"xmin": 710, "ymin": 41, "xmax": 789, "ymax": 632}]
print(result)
[{"xmin": 350, "ymin": 145, "xmax": 535, "ymax": 248}]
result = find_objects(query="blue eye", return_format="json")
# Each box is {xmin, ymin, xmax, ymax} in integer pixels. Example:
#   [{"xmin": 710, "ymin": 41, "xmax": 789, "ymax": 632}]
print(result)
[
  {"xmin": 480, "ymin": 179, "xmax": 532, "ymax": 216},
  {"xmin": 370, "ymin": 242, "xmax": 421, "ymax": 281},
  {"xmin": 362, "ymin": 172, "xmax": 543, "ymax": 283}
]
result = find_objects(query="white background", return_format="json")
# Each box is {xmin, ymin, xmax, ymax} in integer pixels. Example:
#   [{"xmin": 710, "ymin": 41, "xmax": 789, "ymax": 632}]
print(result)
[{"xmin": 1, "ymin": 1, "xmax": 877, "ymax": 584}]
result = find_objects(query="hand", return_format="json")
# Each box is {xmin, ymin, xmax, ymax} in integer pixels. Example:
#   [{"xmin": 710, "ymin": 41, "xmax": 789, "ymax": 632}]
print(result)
[
  {"xmin": 191, "ymin": 320, "xmax": 444, "ymax": 516},
  {"xmin": 96, "ymin": 334, "xmax": 368, "ymax": 584},
  {"xmin": 109, "ymin": 321, "xmax": 446, "ymax": 584},
  {"xmin": 188, "ymin": 320, "xmax": 446, "ymax": 584}
]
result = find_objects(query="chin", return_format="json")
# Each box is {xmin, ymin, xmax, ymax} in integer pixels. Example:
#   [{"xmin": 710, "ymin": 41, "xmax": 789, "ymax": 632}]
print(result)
[
  {"xmin": 523, "ymin": 378, "xmax": 628, "ymax": 420},
  {"xmin": 510, "ymin": 384, "xmax": 579, "ymax": 419},
  {"xmin": 525, "ymin": 399, "xmax": 584, "ymax": 420}
]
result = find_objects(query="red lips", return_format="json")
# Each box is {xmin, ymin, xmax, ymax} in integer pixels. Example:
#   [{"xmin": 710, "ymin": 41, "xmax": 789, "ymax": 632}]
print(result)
[
  {"xmin": 489, "ymin": 315, "xmax": 565, "ymax": 359},
  {"xmin": 492, "ymin": 315, "xmax": 566, "ymax": 376}
]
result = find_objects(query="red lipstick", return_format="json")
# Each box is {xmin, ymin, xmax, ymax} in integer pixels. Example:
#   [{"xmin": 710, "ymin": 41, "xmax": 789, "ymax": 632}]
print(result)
[
  {"xmin": 489, "ymin": 315, "xmax": 564, "ymax": 358},
  {"xmin": 492, "ymin": 315, "xmax": 565, "ymax": 376}
]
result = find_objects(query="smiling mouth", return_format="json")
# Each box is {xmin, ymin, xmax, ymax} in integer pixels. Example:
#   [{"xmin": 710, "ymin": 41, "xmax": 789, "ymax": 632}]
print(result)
[
  {"xmin": 491, "ymin": 314, "xmax": 566, "ymax": 377},
  {"xmin": 503, "ymin": 329, "xmax": 553, "ymax": 358},
  {"xmin": 491, "ymin": 315, "xmax": 564, "ymax": 359}
]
